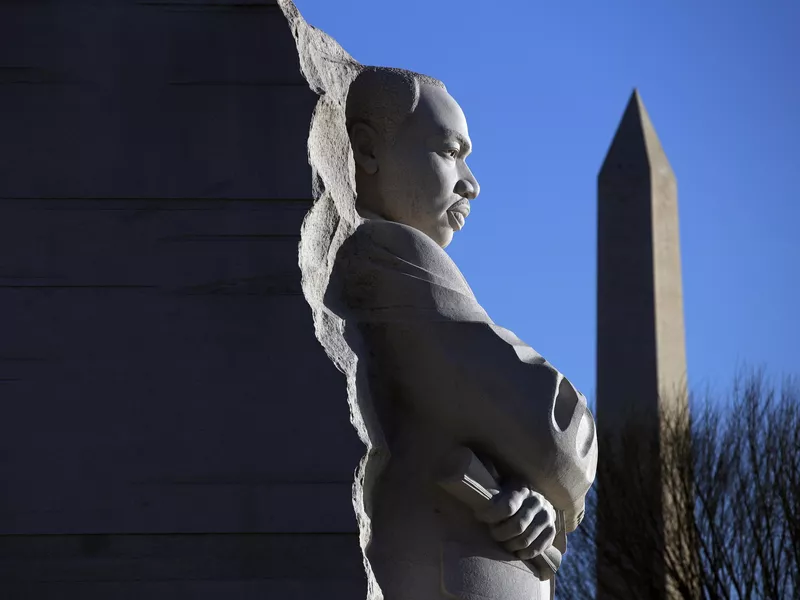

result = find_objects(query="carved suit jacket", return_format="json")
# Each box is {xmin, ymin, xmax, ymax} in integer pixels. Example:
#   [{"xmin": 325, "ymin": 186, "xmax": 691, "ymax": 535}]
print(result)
[{"xmin": 325, "ymin": 218, "xmax": 597, "ymax": 600}]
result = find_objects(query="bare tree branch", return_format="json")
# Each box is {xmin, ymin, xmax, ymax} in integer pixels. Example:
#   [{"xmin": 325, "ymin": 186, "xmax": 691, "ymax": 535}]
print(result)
[{"xmin": 556, "ymin": 373, "xmax": 799, "ymax": 600}]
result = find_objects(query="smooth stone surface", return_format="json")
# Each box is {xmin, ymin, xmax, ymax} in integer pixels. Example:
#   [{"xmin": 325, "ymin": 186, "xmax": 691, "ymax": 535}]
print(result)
[
  {"xmin": 0, "ymin": 1, "xmax": 365, "ymax": 596},
  {"xmin": 596, "ymin": 90, "xmax": 689, "ymax": 600}
]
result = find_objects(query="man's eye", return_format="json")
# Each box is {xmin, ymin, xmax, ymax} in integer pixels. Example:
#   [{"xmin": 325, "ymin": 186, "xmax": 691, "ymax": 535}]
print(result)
[{"xmin": 445, "ymin": 148, "xmax": 459, "ymax": 159}]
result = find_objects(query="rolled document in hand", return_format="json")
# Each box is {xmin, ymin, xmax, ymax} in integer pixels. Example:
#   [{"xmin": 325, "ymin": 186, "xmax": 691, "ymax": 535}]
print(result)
[{"xmin": 437, "ymin": 447, "xmax": 563, "ymax": 581}]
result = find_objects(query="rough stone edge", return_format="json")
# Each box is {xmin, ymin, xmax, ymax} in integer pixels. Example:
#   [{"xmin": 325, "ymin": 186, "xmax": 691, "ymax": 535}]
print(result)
[{"xmin": 278, "ymin": 3, "xmax": 385, "ymax": 599}]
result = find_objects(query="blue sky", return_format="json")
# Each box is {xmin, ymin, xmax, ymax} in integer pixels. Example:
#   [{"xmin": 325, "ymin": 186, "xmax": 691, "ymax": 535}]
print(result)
[{"xmin": 294, "ymin": 0, "xmax": 799, "ymax": 399}]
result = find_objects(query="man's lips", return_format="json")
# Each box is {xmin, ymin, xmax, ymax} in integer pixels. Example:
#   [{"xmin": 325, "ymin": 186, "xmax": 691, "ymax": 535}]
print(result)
[{"xmin": 447, "ymin": 199, "xmax": 471, "ymax": 231}]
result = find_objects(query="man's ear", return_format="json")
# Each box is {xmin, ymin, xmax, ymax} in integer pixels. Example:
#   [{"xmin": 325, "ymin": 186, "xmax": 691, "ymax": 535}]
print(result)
[{"xmin": 350, "ymin": 122, "xmax": 380, "ymax": 175}]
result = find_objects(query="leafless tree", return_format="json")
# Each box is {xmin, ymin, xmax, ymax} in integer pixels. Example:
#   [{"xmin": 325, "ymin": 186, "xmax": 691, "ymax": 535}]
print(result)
[{"xmin": 556, "ymin": 372, "xmax": 800, "ymax": 600}]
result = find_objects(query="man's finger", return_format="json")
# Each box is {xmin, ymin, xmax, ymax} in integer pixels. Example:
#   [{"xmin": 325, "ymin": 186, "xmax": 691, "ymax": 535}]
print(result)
[
  {"xmin": 490, "ymin": 495, "xmax": 542, "ymax": 542},
  {"xmin": 502, "ymin": 507, "xmax": 551, "ymax": 552},
  {"xmin": 515, "ymin": 524, "xmax": 557, "ymax": 560},
  {"xmin": 475, "ymin": 485, "xmax": 530, "ymax": 525}
]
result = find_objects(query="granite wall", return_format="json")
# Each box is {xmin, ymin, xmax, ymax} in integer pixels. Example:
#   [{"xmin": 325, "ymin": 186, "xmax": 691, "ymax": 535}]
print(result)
[{"xmin": 0, "ymin": 1, "xmax": 365, "ymax": 597}]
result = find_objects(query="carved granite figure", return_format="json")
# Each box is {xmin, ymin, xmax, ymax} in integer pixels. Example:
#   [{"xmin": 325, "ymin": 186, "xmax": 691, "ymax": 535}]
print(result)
[{"xmin": 280, "ymin": 3, "xmax": 597, "ymax": 599}]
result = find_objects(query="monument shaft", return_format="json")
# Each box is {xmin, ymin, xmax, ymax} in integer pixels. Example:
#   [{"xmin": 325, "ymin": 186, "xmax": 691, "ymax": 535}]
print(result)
[{"xmin": 596, "ymin": 90, "xmax": 689, "ymax": 599}]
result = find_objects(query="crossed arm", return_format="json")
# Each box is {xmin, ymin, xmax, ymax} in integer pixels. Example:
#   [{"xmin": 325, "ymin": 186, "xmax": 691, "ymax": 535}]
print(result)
[{"xmin": 358, "ymin": 319, "xmax": 597, "ymax": 532}]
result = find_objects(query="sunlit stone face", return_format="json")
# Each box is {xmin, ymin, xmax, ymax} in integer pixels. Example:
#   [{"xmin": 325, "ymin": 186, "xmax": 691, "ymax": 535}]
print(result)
[{"xmin": 372, "ymin": 84, "xmax": 480, "ymax": 248}]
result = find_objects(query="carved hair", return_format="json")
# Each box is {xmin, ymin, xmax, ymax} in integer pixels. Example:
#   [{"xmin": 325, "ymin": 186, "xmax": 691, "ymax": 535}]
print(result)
[{"xmin": 345, "ymin": 67, "xmax": 446, "ymax": 145}]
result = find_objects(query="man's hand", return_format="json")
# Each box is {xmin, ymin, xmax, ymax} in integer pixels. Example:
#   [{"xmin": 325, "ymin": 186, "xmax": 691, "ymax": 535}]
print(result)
[{"xmin": 475, "ymin": 482, "xmax": 557, "ymax": 561}]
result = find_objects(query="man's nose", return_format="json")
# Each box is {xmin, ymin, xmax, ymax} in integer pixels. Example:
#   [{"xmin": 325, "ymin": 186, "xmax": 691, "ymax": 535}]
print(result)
[{"xmin": 455, "ymin": 167, "xmax": 480, "ymax": 200}]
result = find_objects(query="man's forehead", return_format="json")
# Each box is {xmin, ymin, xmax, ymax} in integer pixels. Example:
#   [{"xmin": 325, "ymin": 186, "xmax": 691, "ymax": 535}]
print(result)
[{"xmin": 410, "ymin": 85, "xmax": 470, "ymax": 139}]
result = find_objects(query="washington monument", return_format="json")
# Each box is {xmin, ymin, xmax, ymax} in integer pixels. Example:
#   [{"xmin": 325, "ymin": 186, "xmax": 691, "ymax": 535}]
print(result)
[{"xmin": 596, "ymin": 90, "xmax": 689, "ymax": 599}]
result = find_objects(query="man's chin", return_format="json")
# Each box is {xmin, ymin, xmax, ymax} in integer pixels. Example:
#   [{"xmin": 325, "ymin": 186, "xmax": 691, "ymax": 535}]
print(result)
[
  {"xmin": 401, "ymin": 220, "xmax": 453, "ymax": 248},
  {"xmin": 435, "ymin": 227, "xmax": 455, "ymax": 249}
]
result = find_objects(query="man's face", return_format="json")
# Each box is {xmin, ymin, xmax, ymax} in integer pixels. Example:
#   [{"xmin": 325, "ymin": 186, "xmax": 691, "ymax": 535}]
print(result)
[{"xmin": 376, "ymin": 84, "xmax": 480, "ymax": 248}]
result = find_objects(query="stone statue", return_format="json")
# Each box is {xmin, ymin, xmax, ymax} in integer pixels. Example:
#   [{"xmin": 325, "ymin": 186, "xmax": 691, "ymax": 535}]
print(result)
[{"xmin": 280, "ymin": 3, "xmax": 597, "ymax": 599}]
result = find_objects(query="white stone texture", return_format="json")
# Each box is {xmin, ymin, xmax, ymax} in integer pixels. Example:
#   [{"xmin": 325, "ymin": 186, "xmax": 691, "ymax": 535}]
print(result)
[{"xmin": 280, "ymin": 2, "xmax": 597, "ymax": 598}]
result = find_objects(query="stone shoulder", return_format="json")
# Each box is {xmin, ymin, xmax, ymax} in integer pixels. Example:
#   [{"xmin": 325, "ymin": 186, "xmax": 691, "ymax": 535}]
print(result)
[
  {"xmin": 344, "ymin": 219, "xmax": 464, "ymax": 283},
  {"xmin": 325, "ymin": 218, "xmax": 484, "ymax": 322}
]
